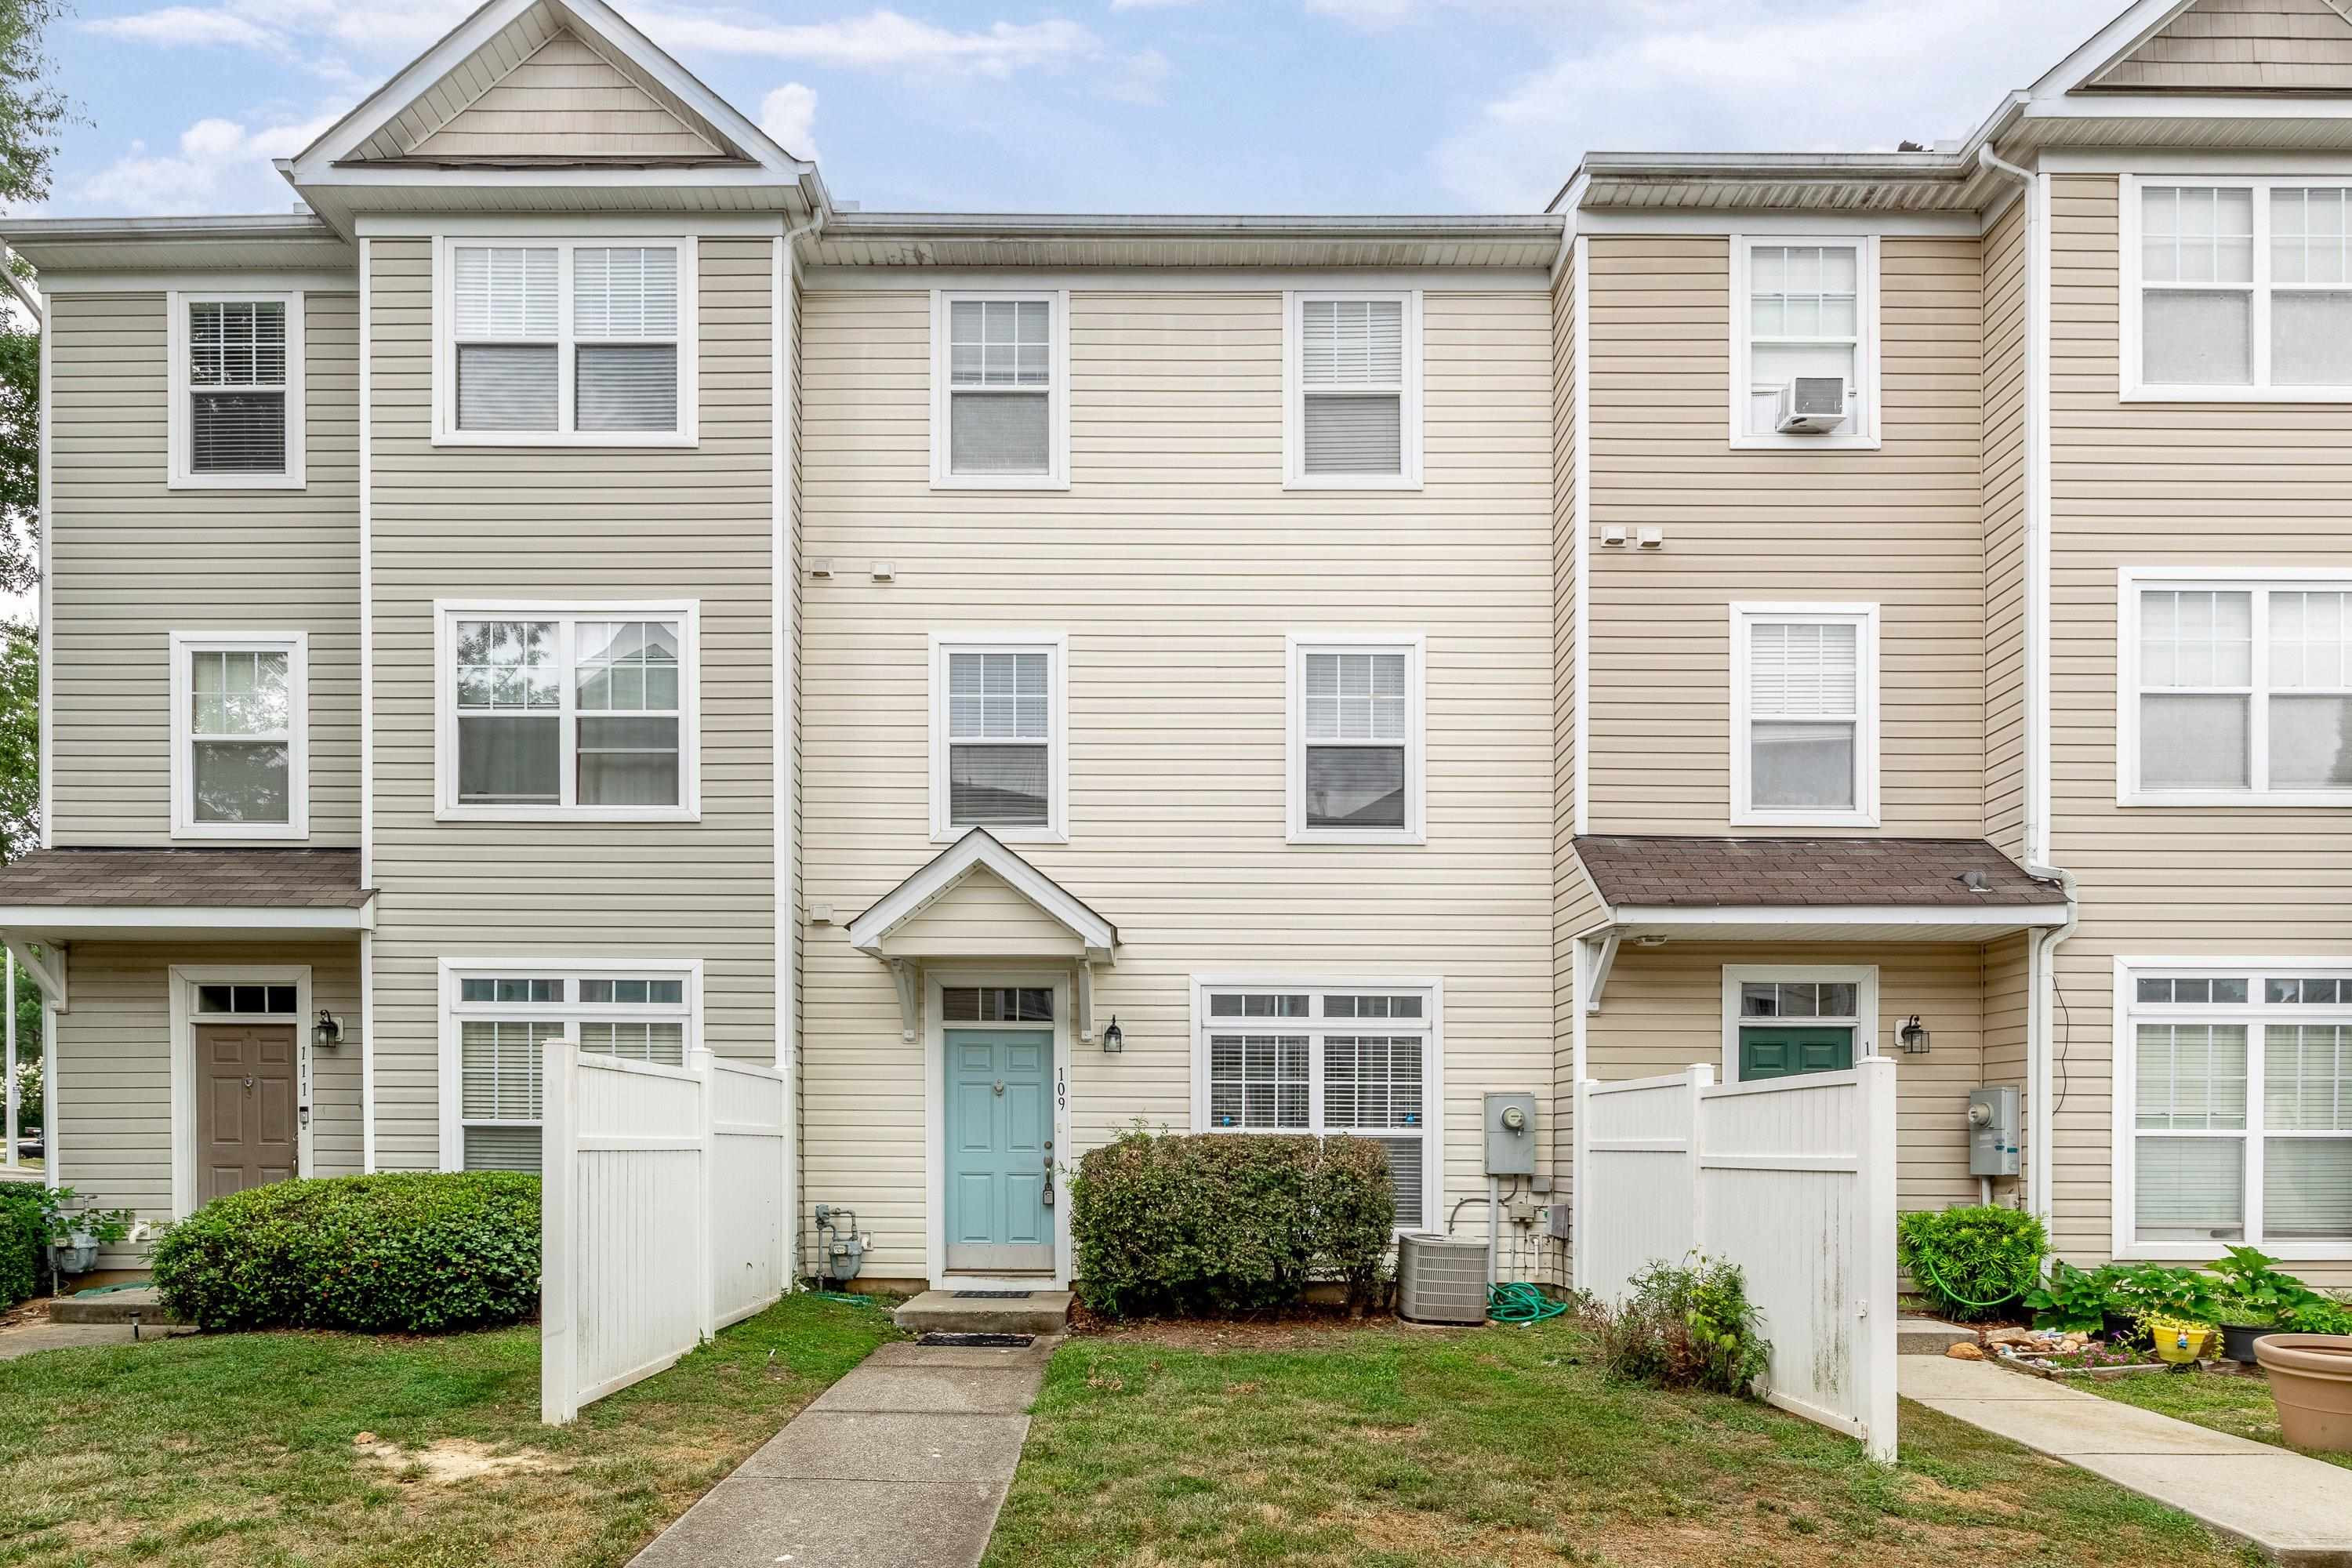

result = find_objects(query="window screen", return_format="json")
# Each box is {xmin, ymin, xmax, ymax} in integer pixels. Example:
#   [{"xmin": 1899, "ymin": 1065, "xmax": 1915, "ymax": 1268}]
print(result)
[
  {"xmin": 187, "ymin": 647, "xmax": 292, "ymax": 825},
  {"xmin": 1744, "ymin": 618, "xmax": 1862, "ymax": 812},
  {"xmin": 946, "ymin": 299, "xmax": 1051, "ymax": 475},
  {"xmin": 1299, "ymin": 298, "xmax": 1404, "ymax": 475},
  {"xmin": 946, "ymin": 649, "xmax": 1051, "ymax": 828},
  {"xmin": 1300, "ymin": 649, "xmax": 1409, "ymax": 830}
]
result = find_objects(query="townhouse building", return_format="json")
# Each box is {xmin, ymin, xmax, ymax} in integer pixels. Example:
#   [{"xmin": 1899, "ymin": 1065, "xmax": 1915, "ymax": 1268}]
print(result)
[{"xmin": 0, "ymin": 0, "xmax": 2344, "ymax": 1295}]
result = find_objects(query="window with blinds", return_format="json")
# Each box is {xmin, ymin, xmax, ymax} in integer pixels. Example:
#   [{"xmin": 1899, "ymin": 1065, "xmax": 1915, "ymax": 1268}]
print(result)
[
  {"xmin": 1200, "ymin": 986, "xmax": 1436, "ymax": 1229},
  {"xmin": 2128, "ymin": 579, "xmax": 2352, "ymax": 800},
  {"xmin": 935, "ymin": 639, "xmax": 1062, "ymax": 838},
  {"xmin": 1733, "ymin": 605, "xmax": 1875, "ymax": 824},
  {"xmin": 171, "ymin": 292, "xmax": 303, "ymax": 488},
  {"xmin": 445, "ymin": 608, "xmax": 693, "ymax": 818},
  {"xmin": 935, "ymin": 292, "xmax": 1062, "ymax": 484},
  {"xmin": 2124, "ymin": 968, "xmax": 2352, "ymax": 1252},
  {"xmin": 451, "ymin": 970, "xmax": 695, "ymax": 1173},
  {"xmin": 1291, "ymin": 639, "xmax": 1421, "ymax": 842},
  {"xmin": 1291, "ymin": 294, "xmax": 1417, "ymax": 481},
  {"xmin": 172, "ymin": 633, "xmax": 306, "ymax": 838},
  {"xmin": 445, "ymin": 240, "xmax": 689, "ymax": 439}
]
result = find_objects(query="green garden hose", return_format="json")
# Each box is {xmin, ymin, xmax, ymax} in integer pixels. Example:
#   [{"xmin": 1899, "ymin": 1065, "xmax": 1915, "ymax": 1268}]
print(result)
[
  {"xmin": 1915, "ymin": 1253, "xmax": 2027, "ymax": 1313},
  {"xmin": 1486, "ymin": 1281, "xmax": 1569, "ymax": 1324}
]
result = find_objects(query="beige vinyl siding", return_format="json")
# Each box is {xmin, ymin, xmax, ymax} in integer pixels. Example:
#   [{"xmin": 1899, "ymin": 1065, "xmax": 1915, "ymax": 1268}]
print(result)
[
  {"xmin": 1583, "ymin": 941, "xmax": 1989, "ymax": 1214},
  {"xmin": 884, "ymin": 869, "xmax": 1083, "ymax": 958},
  {"xmin": 48, "ymin": 289, "xmax": 361, "ymax": 848},
  {"xmin": 1980, "ymin": 930, "xmax": 2031, "ymax": 1210},
  {"xmin": 1983, "ymin": 201, "xmax": 2030, "ymax": 860},
  {"xmin": 1550, "ymin": 252, "xmax": 1601, "ymax": 1237},
  {"xmin": 411, "ymin": 34, "xmax": 718, "ymax": 161},
  {"xmin": 800, "ymin": 285, "xmax": 1555, "ymax": 1282},
  {"xmin": 52, "ymin": 939, "xmax": 362, "ymax": 1261},
  {"xmin": 1584, "ymin": 236, "xmax": 1986, "ymax": 836},
  {"xmin": 2090, "ymin": 0, "xmax": 2352, "ymax": 92},
  {"xmin": 2046, "ymin": 171, "xmax": 2352, "ymax": 1280},
  {"xmin": 365, "ymin": 235, "xmax": 778, "ymax": 1171}
]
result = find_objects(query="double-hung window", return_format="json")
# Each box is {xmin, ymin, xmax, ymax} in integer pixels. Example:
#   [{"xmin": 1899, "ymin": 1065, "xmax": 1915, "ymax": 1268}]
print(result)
[
  {"xmin": 437, "ymin": 603, "xmax": 698, "ymax": 820},
  {"xmin": 1730, "ymin": 603, "xmax": 1878, "ymax": 826},
  {"xmin": 1730, "ymin": 237, "xmax": 1876, "ymax": 445},
  {"xmin": 169, "ymin": 631, "xmax": 307, "ymax": 839},
  {"xmin": 931, "ymin": 291, "xmax": 1067, "ymax": 487},
  {"xmin": 2119, "ymin": 963, "xmax": 2352, "ymax": 1258},
  {"xmin": 1194, "ymin": 982, "xmax": 1439, "ymax": 1228},
  {"xmin": 931, "ymin": 633, "xmax": 1066, "ymax": 842},
  {"xmin": 168, "ymin": 292, "xmax": 304, "ymax": 488},
  {"xmin": 443, "ymin": 962, "xmax": 699, "ymax": 1173},
  {"xmin": 2126, "ymin": 178, "xmax": 2352, "ymax": 397},
  {"xmin": 1287, "ymin": 634, "xmax": 1425, "ymax": 844},
  {"xmin": 1286, "ymin": 291, "xmax": 1422, "ymax": 486},
  {"xmin": 437, "ymin": 238, "xmax": 695, "ymax": 443},
  {"xmin": 2121, "ymin": 572, "xmax": 2352, "ymax": 804}
]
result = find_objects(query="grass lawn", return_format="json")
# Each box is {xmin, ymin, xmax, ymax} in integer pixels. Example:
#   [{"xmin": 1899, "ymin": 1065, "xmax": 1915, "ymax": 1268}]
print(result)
[
  {"xmin": 983, "ymin": 1320, "xmax": 2267, "ymax": 1568},
  {"xmin": 2074, "ymin": 1366, "xmax": 2352, "ymax": 1472},
  {"xmin": 0, "ymin": 1294, "xmax": 899, "ymax": 1568}
]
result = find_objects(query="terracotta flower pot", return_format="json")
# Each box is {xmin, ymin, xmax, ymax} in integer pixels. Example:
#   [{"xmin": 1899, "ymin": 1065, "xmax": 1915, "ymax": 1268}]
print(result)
[{"xmin": 2252, "ymin": 1334, "xmax": 2352, "ymax": 1453}]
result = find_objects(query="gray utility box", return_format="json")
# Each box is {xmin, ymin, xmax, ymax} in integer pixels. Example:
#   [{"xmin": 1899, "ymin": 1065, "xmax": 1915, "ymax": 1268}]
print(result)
[
  {"xmin": 1969, "ymin": 1086, "xmax": 2020, "ymax": 1178},
  {"xmin": 1397, "ymin": 1232, "xmax": 1488, "ymax": 1324},
  {"xmin": 1484, "ymin": 1091, "xmax": 1538, "ymax": 1177}
]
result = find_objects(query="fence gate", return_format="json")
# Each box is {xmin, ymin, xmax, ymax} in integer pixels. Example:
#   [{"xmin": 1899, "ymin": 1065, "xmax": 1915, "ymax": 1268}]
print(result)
[
  {"xmin": 1574, "ymin": 1057, "xmax": 1897, "ymax": 1461},
  {"xmin": 541, "ymin": 1044, "xmax": 789, "ymax": 1424}
]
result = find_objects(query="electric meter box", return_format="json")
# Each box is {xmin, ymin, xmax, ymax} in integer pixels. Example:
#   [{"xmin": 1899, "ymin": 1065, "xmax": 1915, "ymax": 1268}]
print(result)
[
  {"xmin": 1484, "ymin": 1091, "xmax": 1538, "ymax": 1177},
  {"xmin": 1968, "ymin": 1086, "xmax": 2020, "ymax": 1178}
]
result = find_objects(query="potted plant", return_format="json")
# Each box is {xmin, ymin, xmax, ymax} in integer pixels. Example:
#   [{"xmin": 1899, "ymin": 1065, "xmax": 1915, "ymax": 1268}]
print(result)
[
  {"xmin": 2214, "ymin": 1298, "xmax": 2278, "ymax": 1364},
  {"xmin": 37, "ymin": 1192, "xmax": 134, "ymax": 1278},
  {"xmin": 2147, "ymin": 1316, "xmax": 2217, "ymax": 1365},
  {"xmin": 2254, "ymin": 1333, "xmax": 2352, "ymax": 1451}
]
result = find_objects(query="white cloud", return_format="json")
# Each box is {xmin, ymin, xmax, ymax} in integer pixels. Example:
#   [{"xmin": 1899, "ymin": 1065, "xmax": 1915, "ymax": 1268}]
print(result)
[
  {"xmin": 78, "ymin": 109, "xmax": 346, "ymax": 215},
  {"xmin": 760, "ymin": 82, "xmax": 818, "ymax": 159},
  {"xmin": 1109, "ymin": 0, "xmax": 1200, "ymax": 10},
  {"xmin": 84, "ymin": 5, "xmax": 289, "ymax": 53},
  {"xmin": 1432, "ymin": 0, "xmax": 2125, "ymax": 209},
  {"xmin": 1304, "ymin": 0, "xmax": 1423, "ymax": 27},
  {"xmin": 1102, "ymin": 49, "xmax": 1172, "ymax": 106},
  {"xmin": 86, "ymin": 0, "xmax": 475, "ymax": 61},
  {"xmin": 637, "ymin": 9, "xmax": 1100, "ymax": 75}
]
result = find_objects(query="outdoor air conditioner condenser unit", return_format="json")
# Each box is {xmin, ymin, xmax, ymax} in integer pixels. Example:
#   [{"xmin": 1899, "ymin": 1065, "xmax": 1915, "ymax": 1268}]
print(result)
[
  {"xmin": 1775, "ymin": 376, "xmax": 1849, "ymax": 434},
  {"xmin": 1396, "ymin": 1232, "xmax": 1488, "ymax": 1325}
]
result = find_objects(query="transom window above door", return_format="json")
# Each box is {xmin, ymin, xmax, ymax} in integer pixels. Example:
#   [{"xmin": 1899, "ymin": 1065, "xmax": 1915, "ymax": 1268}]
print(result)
[
  {"xmin": 436, "ymin": 238, "xmax": 696, "ymax": 444},
  {"xmin": 931, "ymin": 291, "xmax": 1068, "ymax": 488},
  {"xmin": 169, "ymin": 632, "xmax": 308, "ymax": 840},
  {"xmin": 2121, "ymin": 572, "xmax": 2352, "ymax": 804},
  {"xmin": 436, "ymin": 604, "xmax": 699, "ymax": 821},
  {"xmin": 931, "ymin": 634, "xmax": 1067, "ymax": 843},
  {"xmin": 169, "ymin": 292, "xmax": 304, "ymax": 488},
  {"xmin": 2126, "ymin": 180, "xmax": 2352, "ymax": 398}
]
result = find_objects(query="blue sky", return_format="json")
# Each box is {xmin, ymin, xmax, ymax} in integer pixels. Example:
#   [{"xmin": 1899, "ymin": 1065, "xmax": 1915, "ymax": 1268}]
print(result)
[{"xmin": 42, "ymin": 0, "xmax": 2132, "ymax": 219}]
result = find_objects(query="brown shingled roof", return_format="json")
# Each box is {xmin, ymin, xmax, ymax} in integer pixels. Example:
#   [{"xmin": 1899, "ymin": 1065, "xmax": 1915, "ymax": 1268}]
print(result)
[
  {"xmin": 0, "ymin": 849, "xmax": 370, "ymax": 909},
  {"xmin": 1572, "ymin": 837, "xmax": 2064, "ymax": 909}
]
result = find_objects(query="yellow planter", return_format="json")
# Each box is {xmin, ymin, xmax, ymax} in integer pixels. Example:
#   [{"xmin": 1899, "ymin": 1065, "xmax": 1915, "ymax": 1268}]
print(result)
[{"xmin": 2149, "ymin": 1319, "xmax": 2215, "ymax": 1364}]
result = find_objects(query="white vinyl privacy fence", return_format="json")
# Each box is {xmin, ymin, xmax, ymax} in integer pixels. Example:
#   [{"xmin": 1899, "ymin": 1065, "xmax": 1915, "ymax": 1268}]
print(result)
[
  {"xmin": 1573, "ymin": 1059, "xmax": 1898, "ymax": 1461},
  {"xmin": 540, "ymin": 1044, "xmax": 790, "ymax": 1425}
]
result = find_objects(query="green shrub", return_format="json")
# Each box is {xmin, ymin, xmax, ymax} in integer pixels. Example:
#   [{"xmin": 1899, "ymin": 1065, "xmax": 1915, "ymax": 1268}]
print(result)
[
  {"xmin": 150, "ymin": 1172, "xmax": 539, "ymax": 1333},
  {"xmin": 0, "ymin": 1184, "xmax": 42, "ymax": 1307},
  {"xmin": 1593, "ymin": 1254, "xmax": 1770, "ymax": 1397},
  {"xmin": 2024, "ymin": 1260, "xmax": 2108, "ymax": 1331},
  {"xmin": 1896, "ymin": 1204, "xmax": 2047, "ymax": 1322},
  {"xmin": 1071, "ymin": 1128, "xmax": 1395, "ymax": 1318}
]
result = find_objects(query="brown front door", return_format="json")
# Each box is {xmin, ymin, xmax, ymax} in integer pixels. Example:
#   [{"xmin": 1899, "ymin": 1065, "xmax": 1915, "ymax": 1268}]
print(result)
[{"xmin": 195, "ymin": 1025, "xmax": 298, "ymax": 1203}]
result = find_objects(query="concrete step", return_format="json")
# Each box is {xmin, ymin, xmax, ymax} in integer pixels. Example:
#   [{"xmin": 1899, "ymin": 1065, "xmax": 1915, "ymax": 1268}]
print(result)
[
  {"xmin": 1899, "ymin": 1316, "xmax": 1977, "ymax": 1356},
  {"xmin": 891, "ymin": 1288, "xmax": 1071, "ymax": 1338},
  {"xmin": 49, "ymin": 1288, "xmax": 185, "ymax": 1327}
]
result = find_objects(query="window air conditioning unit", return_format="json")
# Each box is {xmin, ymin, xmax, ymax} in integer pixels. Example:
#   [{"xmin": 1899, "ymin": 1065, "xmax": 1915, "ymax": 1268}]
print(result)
[
  {"xmin": 1775, "ymin": 376, "xmax": 1849, "ymax": 434},
  {"xmin": 1396, "ymin": 1232, "xmax": 1487, "ymax": 1324}
]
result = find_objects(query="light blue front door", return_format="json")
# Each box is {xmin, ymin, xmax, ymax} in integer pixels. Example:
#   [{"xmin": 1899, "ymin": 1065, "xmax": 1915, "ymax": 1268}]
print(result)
[{"xmin": 945, "ymin": 1029, "xmax": 1054, "ymax": 1273}]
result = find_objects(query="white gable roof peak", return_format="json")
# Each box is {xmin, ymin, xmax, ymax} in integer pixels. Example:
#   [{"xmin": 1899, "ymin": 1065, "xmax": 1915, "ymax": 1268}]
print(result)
[{"xmin": 847, "ymin": 830, "xmax": 1118, "ymax": 962}]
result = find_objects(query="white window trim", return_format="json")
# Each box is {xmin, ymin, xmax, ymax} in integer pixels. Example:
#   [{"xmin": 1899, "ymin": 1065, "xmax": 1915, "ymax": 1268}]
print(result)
[
  {"xmin": 1189, "ymin": 971, "xmax": 1445, "ymax": 1234},
  {"xmin": 2111, "ymin": 956, "xmax": 2352, "ymax": 1262},
  {"xmin": 167, "ymin": 964, "xmax": 312, "ymax": 1219},
  {"xmin": 436, "ymin": 956, "xmax": 705, "ymax": 1172},
  {"xmin": 1282, "ymin": 289, "xmax": 1425, "ymax": 491},
  {"xmin": 430, "ymin": 235, "xmax": 700, "ymax": 448},
  {"xmin": 2121, "ymin": 172, "xmax": 2352, "ymax": 403},
  {"xmin": 929, "ymin": 289, "xmax": 1071, "ymax": 490},
  {"xmin": 432, "ymin": 599, "xmax": 702, "ymax": 823},
  {"xmin": 1719, "ymin": 964, "xmax": 1881, "ymax": 1085},
  {"xmin": 928, "ymin": 630, "xmax": 1069, "ymax": 844},
  {"xmin": 167, "ymin": 289, "xmax": 306, "ymax": 489},
  {"xmin": 1727, "ymin": 234, "xmax": 1881, "ymax": 450},
  {"xmin": 1285, "ymin": 630, "xmax": 1426, "ymax": 847},
  {"xmin": 168, "ymin": 630, "xmax": 309, "ymax": 842},
  {"xmin": 2116, "ymin": 565, "xmax": 2352, "ymax": 806},
  {"xmin": 1729, "ymin": 601, "xmax": 1881, "ymax": 829}
]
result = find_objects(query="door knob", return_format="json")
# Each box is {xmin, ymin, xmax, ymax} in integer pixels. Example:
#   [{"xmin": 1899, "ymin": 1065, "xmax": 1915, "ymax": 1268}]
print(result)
[{"xmin": 993, "ymin": 1080, "xmax": 1004, "ymax": 1096}]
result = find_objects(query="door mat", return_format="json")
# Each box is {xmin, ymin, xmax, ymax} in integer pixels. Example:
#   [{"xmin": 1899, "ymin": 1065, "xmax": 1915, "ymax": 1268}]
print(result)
[
  {"xmin": 951, "ymin": 1290, "xmax": 1034, "ymax": 1299},
  {"xmin": 919, "ymin": 1332, "xmax": 1036, "ymax": 1348}
]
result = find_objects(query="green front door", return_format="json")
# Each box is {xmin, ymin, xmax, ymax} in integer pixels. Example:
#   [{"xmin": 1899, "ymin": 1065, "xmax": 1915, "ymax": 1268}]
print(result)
[
  {"xmin": 1737, "ymin": 1025, "xmax": 1856, "ymax": 1082},
  {"xmin": 944, "ymin": 1029, "xmax": 1054, "ymax": 1273}
]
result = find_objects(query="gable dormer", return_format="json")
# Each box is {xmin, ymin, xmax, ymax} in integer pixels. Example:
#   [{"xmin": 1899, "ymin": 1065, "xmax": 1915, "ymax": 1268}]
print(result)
[{"xmin": 2078, "ymin": 0, "xmax": 2352, "ymax": 94}]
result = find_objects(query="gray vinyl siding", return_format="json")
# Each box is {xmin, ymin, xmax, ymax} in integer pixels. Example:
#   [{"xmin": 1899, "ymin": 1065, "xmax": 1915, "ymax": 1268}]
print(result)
[
  {"xmin": 365, "ymin": 234, "xmax": 779, "ymax": 1171},
  {"xmin": 48, "ymin": 289, "xmax": 361, "ymax": 848},
  {"xmin": 52, "ymin": 938, "xmax": 362, "ymax": 1261}
]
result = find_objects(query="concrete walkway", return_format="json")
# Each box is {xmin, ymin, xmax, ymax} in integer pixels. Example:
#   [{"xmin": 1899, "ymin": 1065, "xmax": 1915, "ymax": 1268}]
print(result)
[
  {"xmin": 1902, "ymin": 1356, "xmax": 2352, "ymax": 1566},
  {"xmin": 0, "ymin": 1320, "xmax": 195, "ymax": 1361},
  {"xmin": 630, "ymin": 1338, "xmax": 1054, "ymax": 1568}
]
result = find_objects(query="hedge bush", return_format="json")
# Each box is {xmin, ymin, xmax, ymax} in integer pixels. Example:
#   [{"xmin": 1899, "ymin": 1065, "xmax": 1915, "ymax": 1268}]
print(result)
[
  {"xmin": 1071, "ymin": 1128, "xmax": 1396, "ymax": 1317},
  {"xmin": 1896, "ymin": 1203, "xmax": 2048, "ymax": 1323},
  {"xmin": 0, "ymin": 1184, "xmax": 44, "ymax": 1308},
  {"xmin": 151, "ymin": 1171, "xmax": 539, "ymax": 1333}
]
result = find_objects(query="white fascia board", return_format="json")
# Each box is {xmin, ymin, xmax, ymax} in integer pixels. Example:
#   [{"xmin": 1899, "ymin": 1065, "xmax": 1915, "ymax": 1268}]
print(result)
[
  {"xmin": 0, "ymin": 905, "xmax": 374, "ymax": 931},
  {"xmin": 2024, "ymin": 94, "xmax": 2352, "ymax": 123},
  {"xmin": 42, "ymin": 272, "xmax": 354, "ymax": 294},
  {"xmin": 358, "ymin": 213, "xmax": 781, "ymax": 238},
  {"xmin": 1607, "ymin": 903, "xmax": 2070, "ymax": 929},
  {"xmin": 1573, "ymin": 210, "xmax": 1979, "ymax": 238},
  {"xmin": 848, "ymin": 831, "xmax": 1115, "ymax": 957}
]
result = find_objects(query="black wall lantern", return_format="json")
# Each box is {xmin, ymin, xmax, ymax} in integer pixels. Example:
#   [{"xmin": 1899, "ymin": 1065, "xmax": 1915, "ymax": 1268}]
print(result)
[
  {"xmin": 1896, "ymin": 1014, "xmax": 1931, "ymax": 1054},
  {"xmin": 1101, "ymin": 1014, "xmax": 1123, "ymax": 1054},
  {"xmin": 314, "ymin": 1010, "xmax": 344, "ymax": 1049}
]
